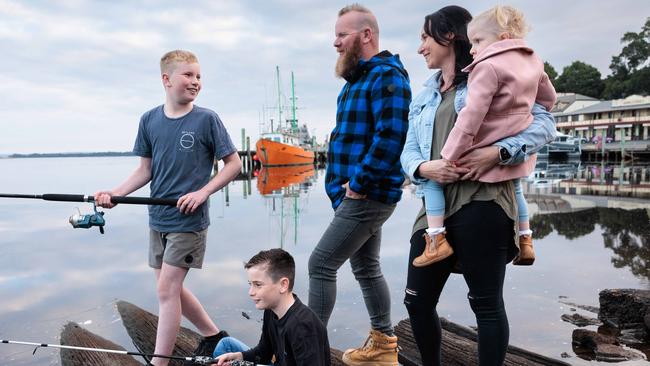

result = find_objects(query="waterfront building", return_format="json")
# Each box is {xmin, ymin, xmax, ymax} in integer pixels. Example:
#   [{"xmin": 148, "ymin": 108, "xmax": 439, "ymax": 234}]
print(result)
[{"xmin": 553, "ymin": 94, "xmax": 650, "ymax": 145}]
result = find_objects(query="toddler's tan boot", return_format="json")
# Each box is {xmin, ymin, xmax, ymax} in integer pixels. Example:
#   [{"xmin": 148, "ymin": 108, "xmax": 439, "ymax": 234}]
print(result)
[
  {"xmin": 412, "ymin": 231, "xmax": 453, "ymax": 267},
  {"xmin": 513, "ymin": 234, "xmax": 535, "ymax": 265}
]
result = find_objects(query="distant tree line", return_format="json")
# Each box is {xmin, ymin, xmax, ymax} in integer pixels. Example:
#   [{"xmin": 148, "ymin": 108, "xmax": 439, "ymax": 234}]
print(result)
[
  {"xmin": 544, "ymin": 18, "xmax": 649, "ymax": 99},
  {"xmin": 9, "ymin": 151, "xmax": 133, "ymax": 158}
]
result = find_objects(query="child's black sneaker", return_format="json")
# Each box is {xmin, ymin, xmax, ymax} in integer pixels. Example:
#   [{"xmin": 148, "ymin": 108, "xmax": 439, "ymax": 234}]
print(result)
[{"xmin": 195, "ymin": 330, "xmax": 229, "ymax": 356}]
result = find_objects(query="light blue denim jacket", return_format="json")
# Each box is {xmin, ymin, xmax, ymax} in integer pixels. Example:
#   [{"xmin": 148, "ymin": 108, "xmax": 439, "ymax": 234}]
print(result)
[{"xmin": 401, "ymin": 71, "xmax": 556, "ymax": 191}]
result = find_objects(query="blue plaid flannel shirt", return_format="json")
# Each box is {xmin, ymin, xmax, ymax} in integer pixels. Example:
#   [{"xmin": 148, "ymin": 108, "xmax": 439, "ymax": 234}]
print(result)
[{"xmin": 326, "ymin": 51, "xmax": 412, "ymax": 209}]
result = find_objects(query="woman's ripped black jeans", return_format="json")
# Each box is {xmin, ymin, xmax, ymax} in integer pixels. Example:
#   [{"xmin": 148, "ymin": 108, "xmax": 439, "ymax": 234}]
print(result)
[{"xmin": 404, "ymin": 200, "xmax": 515, "ymax": 366}]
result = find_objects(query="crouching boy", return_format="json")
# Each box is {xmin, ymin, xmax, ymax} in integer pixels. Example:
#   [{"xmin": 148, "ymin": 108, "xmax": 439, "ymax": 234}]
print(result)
[{"xmin": 214, "ymin": 249, "xmax": 331, "ymax": 366}]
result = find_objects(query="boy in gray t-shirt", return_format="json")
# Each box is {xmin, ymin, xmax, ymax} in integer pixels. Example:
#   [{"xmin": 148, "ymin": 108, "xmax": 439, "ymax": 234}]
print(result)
[{"xmin": 95, "ymin": 50, "xmax": 241, "ymax": 366}]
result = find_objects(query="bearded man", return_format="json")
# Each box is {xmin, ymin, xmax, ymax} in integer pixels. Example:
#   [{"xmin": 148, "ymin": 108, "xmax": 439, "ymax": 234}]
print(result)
[{"xmin": 307, "ymin": 4, "xmax": 411, "ymax": 366}]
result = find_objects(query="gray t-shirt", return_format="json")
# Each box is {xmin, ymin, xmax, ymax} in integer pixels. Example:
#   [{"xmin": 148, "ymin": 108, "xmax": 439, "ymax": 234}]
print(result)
[{"xmin": 133, "ymin": 105, "xmax": 236, "ymax": 232}]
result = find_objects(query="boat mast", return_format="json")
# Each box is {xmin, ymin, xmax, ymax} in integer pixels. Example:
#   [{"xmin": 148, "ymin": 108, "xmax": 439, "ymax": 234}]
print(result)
[
  {"xmin": 291, "ymin": 71, "xmax": 297, "ymax": 133},
  {"xmin": 276, "ymin": 66, "xmax": 282, "ymax": 133},
  {"xmin": 294, "ymin": 194, "xmax": 298, "ymax": 245}
]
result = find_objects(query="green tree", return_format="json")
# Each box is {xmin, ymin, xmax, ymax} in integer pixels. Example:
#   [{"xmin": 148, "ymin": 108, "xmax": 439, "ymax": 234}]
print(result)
[
  {"xmin": 610, "ymin": 18, "xmax": 650, "ymax": 74},
  {"xmin": 604, "ymin": 18, "xmax": 650, "ymax": 98},
  {"xmin": 555, "ymin": 61, "xmax": 605, "ymax": 98},
  {"xmin": 544, "ymin": 61, "xmax": 558, "ymax": 84},
  {"xmin": 602, "ymin": 75, "xmax": 628, "ymax": 99},
  {"xmin": 627, "ymin": 66, "xmax": 650, "ymax": 95}
]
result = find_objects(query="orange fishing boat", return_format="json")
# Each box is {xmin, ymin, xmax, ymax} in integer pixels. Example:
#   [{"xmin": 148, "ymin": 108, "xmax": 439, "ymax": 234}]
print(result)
[
  {"xmin": 256, "ymin": 134, "xmax": 315, "ymax": 166},
  {"xmin": 256, "ymin": 67, "xmax": 315, "ymax": 167}
]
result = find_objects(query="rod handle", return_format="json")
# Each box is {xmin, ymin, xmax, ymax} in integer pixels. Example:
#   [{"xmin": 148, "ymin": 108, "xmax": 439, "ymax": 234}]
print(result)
[
  {"xmin": 40, "ymin": 194, "xmax": 178, "ymax": 206},
  {"xmin": 111, "ymin": 196, "xmax": 178, "ymax": 206},
  {"xmin": 41, "ymin": 194, "xmax": 88, "ymax": 202}
]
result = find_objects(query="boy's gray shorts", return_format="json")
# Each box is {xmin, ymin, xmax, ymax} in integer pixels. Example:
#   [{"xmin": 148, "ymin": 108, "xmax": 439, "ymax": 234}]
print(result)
[{"xmin": 148, "ymin": 228, "xmax": 207, "ymax": 269}]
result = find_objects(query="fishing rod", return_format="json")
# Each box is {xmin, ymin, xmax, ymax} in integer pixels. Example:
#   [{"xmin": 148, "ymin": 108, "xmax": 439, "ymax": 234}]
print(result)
[
  {"xmin": 1, "ymin": 339, "xmax": 268, "ymax": 365},
  {"xmin": 0, "ymin": 193, "xmax": 178, "ymax": 234},
  {"xmin": 0, "ymin": 193, "xmax": 178, "ymax": 206}
]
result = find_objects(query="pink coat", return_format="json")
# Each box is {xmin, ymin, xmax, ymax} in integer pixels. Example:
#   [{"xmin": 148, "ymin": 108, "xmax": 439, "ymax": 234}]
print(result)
[{"xmin": 440, "ymin": 39, "xmax": 556, "ymax": 183}]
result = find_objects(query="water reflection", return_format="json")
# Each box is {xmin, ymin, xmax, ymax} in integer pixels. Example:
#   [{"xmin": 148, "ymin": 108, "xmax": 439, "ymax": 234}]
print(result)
[
  {"xmin": 525, "ymin": 159, "xmax": 650, "ymax": 281},
  {"xmin": 531, "ymin": 208, "xmax": 650, "ymax": 280},
  {"xmin": 1, "ymin": 157, "xmax": 649, "ymax": 366},
  {"xmin": 526, "ymin": 159, "xmax": 650, "ymax": 198},
  {"xmin": 256, "ymin": 166, "xmax": 316, "ymax": 195},
  {"xmin": 256, "ymin": 166, "xmax": 317, "ymax": 248}
]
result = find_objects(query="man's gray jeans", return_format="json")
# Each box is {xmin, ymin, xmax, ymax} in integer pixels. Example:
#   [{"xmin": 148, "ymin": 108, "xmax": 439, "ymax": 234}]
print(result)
[{"xmin": 308, "ymin": 197, "xmax": 396, "ymax": 334}]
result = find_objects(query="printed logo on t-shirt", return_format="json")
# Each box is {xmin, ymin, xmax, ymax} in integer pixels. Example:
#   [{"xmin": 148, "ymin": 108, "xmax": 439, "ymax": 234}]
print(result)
[{"xmin": 179, "ymin": 131, "xmax": 195, "ymax": 152}]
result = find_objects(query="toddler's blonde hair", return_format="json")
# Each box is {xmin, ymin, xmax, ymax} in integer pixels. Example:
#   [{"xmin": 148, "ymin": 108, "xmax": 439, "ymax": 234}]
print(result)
[
  {"xmin": 470, "ymin": 5, "xmax": 530, "ymax": 39},
  {"xmin": 160, "ymin": 50, "xmax": 199, "ymax": 75}
]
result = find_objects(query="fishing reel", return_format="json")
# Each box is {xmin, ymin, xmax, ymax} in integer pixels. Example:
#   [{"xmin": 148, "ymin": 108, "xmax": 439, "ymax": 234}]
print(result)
[
  {"xmin": 68, "ymin": 203, "xmax": 106, "ymax": 234},
  {"xmin": 228, "ymin": 361, "xmax": 257, "ymax": 366}
]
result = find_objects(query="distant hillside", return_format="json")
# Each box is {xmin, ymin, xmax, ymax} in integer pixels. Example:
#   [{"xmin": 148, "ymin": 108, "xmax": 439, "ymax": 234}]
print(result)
[{"xmin": 7, "ymin": 152, "xmax": 134, "ymax": 158}]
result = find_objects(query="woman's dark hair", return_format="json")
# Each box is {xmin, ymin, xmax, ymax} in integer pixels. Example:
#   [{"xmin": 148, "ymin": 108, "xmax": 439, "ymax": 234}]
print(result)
[{"xmin": 423, "ymin": 6, "xmax": 473, "ymax": 86}]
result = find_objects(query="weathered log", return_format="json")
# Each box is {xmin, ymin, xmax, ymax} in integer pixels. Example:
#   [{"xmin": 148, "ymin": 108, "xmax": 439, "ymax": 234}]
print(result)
[
  {"xmin": 116, "ymin": 300, "xmax": 347, "ymax": 366},
  {"xmin": 395, "ymin": 318, "xmax": 571, "ymax": 366},
  {"xmin": 618, "ymin": 327, "xmax": 648, "ymax": 345},
  {"xmin": 61, "ymin": 300, "xmax": 576, "ymax": 366},
  {"xmin": 330, "ymin": 349, "xmax": 344, "ymax": 366},
  {"xmin": 60, "ymin": 322, "xmax": 141, "ymax": 366},
  {"xmin": 572, "ymin": 328, "xmax": 617, "ymax": 348},
  {"xmin": 572, "ymin": 328, "xmax": 646, "ymax": 362},
  {"xmin": 594, "ymin": 344, "xmax": 645, "ymax": 362},
  {"xmin": 558, "ymin": 300, "xmax": 599, "ymax": 314},
  {"xmin": 63, "ymin": 298, "xmax": 617, "ymax": 366},
  {"xmin": 117, "ymin": 300, "xmax": 198, "ymax": 366},
  {"xmin": 560, "ymin": 313, "xmax": 601, "ymax": 327},
  {"xmin": 599, "ymin": 289, "xmax": 650, "ymax": 328}
]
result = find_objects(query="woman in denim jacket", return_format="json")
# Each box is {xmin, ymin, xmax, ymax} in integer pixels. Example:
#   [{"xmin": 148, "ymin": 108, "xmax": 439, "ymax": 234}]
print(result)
[{"xmin": 399, "ymin": 5, "xmax": 556, "ymax": 365}]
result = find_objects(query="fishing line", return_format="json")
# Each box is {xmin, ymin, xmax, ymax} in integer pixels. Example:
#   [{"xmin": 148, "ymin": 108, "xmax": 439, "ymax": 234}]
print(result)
[{"xmin": 1, "ymin": 339, "xmax": 269, "ymax": 365}]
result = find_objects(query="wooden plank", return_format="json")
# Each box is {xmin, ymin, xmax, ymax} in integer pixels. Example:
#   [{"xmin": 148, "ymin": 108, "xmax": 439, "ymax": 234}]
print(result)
[
  {"xmin": 117, "ymin": 300, "xmax": 201, "ymax": 366},
  {"xmin": 60, "ymin": 322, "xmax": 141, "ymax": 366},
  {"xmin": 395, "ymin": 318, "xmax": 571, "ymax": 366},
  {"xmin": 117, "ymin": 300, "xmax": 346, "ymax": 366},
  {"xmin": 61, "ymin": 301, "xmax": 570, "ymax": 366}
]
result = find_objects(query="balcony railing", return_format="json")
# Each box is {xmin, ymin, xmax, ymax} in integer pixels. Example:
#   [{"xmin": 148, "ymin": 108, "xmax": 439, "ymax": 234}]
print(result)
[{"xmin": 556, "ymin": 115, "xmax": 650, "ymax": 128}]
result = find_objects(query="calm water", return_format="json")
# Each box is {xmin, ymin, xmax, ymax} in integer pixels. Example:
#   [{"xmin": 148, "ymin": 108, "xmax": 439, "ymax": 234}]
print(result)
[{"xmin": 0, "ymin": 157, "xmax": 648, "ymax": 365}]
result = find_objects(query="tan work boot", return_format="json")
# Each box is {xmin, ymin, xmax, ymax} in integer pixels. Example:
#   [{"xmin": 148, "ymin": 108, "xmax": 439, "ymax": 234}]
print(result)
[
  {"xmin": 412, "ymin": 231, "xmax": 453, "ymax": 267},
  {"xmin": 342, "ymin": 330, "xmax": 398, "ymax": 366},
  {"xmin": 513, "ymin": 234, "xmax": 535, "ymax": 265}
]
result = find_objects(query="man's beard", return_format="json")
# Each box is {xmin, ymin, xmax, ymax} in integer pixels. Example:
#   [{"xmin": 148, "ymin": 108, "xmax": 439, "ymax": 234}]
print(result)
[{"xmin": 335, "ymin": 36, "xmax": 362, "ymax": 79}]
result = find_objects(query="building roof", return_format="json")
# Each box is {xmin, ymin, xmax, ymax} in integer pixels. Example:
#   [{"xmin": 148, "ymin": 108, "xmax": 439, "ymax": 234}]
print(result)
[
  {"xmin": 552, "ymin": 93, "xmax": 600, "ymax": 113},
  {"xmin": 553, "ymin": 95, "xmax": 650, "ymax": 116},
  {"xmin": 555, "ymin": 93, "xmax": 599, "ymax": 102}
]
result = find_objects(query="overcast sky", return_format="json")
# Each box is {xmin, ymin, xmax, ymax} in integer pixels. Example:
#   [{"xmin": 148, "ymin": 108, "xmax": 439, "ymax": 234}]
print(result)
[{"xmin": 1, "ymin": 0, "xmax": 648, "ymax": 154}]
